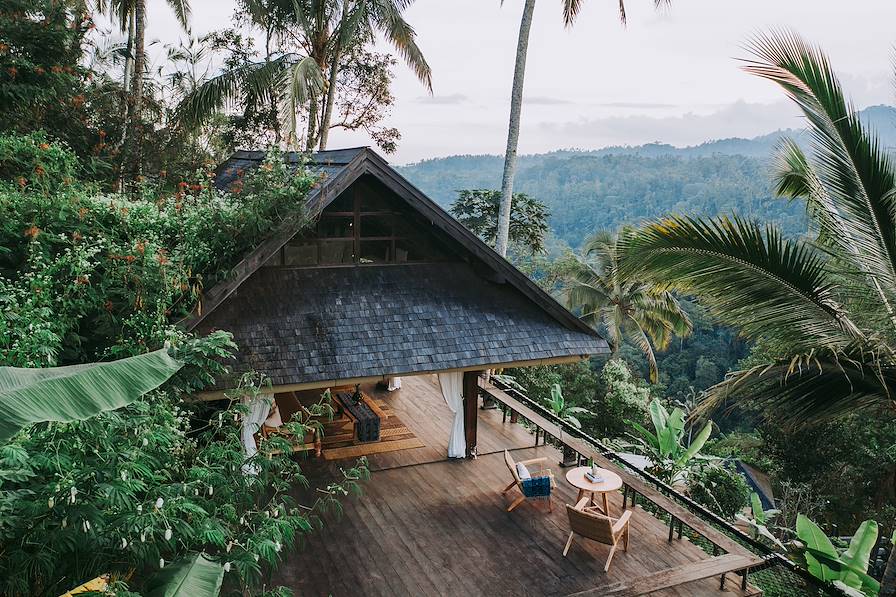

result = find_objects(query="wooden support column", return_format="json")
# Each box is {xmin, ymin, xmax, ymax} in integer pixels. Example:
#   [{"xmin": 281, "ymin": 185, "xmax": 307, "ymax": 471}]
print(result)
[{"xmin": 462, "ymin": 370, "xmax": 481, "ymax": 458}]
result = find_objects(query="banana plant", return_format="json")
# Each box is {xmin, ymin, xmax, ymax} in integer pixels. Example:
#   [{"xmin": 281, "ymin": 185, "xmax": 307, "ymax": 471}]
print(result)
[
  {"xmin": 0, "ymin": 348, "xmax": 182, "ymax": 443},
  {"xmin": 547, "ymin": 383, "xmax": 591, "ymax": 429},
  {"xmin": 145, "ymin": 552, "xmax": 224, "ymax": 597},
  {"xmin": 624, "ymin": 398, "xmax": 713, "ymax": 484},
  {"xmin": 795, "ymin": 515, "xmax": 880, "ymax": 596},
  {"xmin": 737, "ymin": 492, "xmax": 785, "ymax": 549}
]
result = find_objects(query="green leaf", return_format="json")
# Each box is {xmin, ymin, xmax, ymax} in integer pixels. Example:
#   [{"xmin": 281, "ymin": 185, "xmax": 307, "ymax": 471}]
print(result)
[
  {"xmin": 0, "ymin": 349, "xmax": 182, "ymax": 443},
  {"xmin": 750, "ymin": 492, "xmax": 766, "ymax": 525},
  {"xmin": 797, "ymin": 514, "xmax": 840, "ymax": 582},
  {"xmin": 676, "ymin": 420, "xmax": 712, "ymax": 466},
  {"xmin": 840, "ymin": 520, "xmax": 878, "ymax": 590},
  {"xmin": 145, "ymin": 552, "xmax": 224, "ymax": 597}
]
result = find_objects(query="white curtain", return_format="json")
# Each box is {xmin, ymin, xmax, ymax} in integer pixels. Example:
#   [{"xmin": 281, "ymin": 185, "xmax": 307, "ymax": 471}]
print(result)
[
  {"xmin": 438, "ymin": 372, "xmax": 465, "ymax": 458},
  {"xmin": 386, "ymin": 376, "xmax": 402, "ymax": 391},
  {"xmin": 241, "ymin": 393, "xmax": 273, "ymax": 475}
]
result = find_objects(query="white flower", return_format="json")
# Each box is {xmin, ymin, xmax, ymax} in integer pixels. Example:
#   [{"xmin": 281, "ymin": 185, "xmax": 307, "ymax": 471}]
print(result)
[
  {"xmin": 120, "ymin": 538, "xmax": 128, "ymax": 549},
  {"xmin": 70, "ymin": 486, "xmax": 77, "ymax": 498},
  {"xmin": 61, "ymin": 517, "xmax": 67, "ymax": 528},
  {"xmin": 223, "ymin": 562, "xmax": 231, "ymax": 573},
  {"xmin": 239, "ymin": 516, "xmax": 244, "ymax": 525},
  {"xmin": 136, "ymin": 504, "xmax": 142, "ymax": 513},
  {"xmin": 47, "ymin": 497, "xmax": 54, "ymax": 509},
  {"xmin": 120, "ymin": 470, "xmax": 128, "ymax": 481},
  {"xmin": 274, "ymin": 541, "xmax": 282, "ymax": 553},
  {"xmin": 194, "ymin": 488, "xmax": 199, "ymax": 496},
  {"xmin": 207, "ymin": 486, "xmax": 213, "ymax": 496},
  {"xmin": 155, "ymin": 497, "xmax": 164, "ymax": 509},
  {"xmin": 82, "ymin": 520, "xmax": 91, "ymax": 533},
  {"xmin": 159, "ymin": 558, "xmax": 165, "ymax": 569},
  {"xmin": 142, "ymin": 438, "xmax": 149, "ymax": 447},
  {"xmin": 226, "ymin": 541, "xmax": 233, "ymax": 553},
  {"xmin": 254, "ymin": 554, "xmax": 259, "ymax": 562},
  {"xmin": 140, "ymin": 531, "xmax": 146, "ymax": 543},
  {"xmin": 272, "ymin": 508, "xmax": 279, "ymax": 518},
  {"xmin": 164, "ymin": 528, "xmax": 172, "ymax": 541}
]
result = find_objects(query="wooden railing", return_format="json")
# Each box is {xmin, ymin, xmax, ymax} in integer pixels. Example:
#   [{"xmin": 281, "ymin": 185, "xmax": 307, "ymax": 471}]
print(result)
[{"xmin": 480, "ymin": 377, "xmax": 839, "ymax": 597}]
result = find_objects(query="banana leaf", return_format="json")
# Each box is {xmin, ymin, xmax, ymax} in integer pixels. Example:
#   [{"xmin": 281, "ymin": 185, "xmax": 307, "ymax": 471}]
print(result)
[
  {"xmin": 675, "ymin": 420, "xmax": 712, "ymax": 466},
  {"xmin": 797, "ymin": 514, "xmax": 844, "ymax": 583},
  {"xmin": 840, "ymin": 520, "xmax": 879, "ymax": 592},
  {"xmin": 145, "ymin": 552, "xmax": 224, "ymax": 597},
  {"xmin": 0, "ymin": 349, "xmax": 182, "ymax": 443}
]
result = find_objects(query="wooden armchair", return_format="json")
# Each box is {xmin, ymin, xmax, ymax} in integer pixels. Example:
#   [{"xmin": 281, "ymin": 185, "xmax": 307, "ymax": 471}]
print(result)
[
  {"xmin": 563, "ymin": 497, "xmax": 632, "ymax": 571},
  {"xmin": 502, "ymin": 449, "xmax": 556, "ymax": 512},
  {"xmin": 258, "ymin": 393, "xmax": 323, "ymax": 457}
]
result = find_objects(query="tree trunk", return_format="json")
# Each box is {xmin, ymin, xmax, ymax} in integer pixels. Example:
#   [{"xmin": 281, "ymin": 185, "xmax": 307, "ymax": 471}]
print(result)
[
  {"xmin": 318, "ymin": 46, "xmax": 342, "ymax": 151},
  {"xmin": 496, "ymin": 0, "xmax": 536, "ymax": 258},
  {"xmin": 882, "ymin": 539, "xmax": 896, "ymax": 597},
  {"xmin": 124, "ymin": 0, "xmax": 145, "ymax": 184},
  {"xmin": 305, "ymin": 95, "xmax": 319, "ymax": 152}
]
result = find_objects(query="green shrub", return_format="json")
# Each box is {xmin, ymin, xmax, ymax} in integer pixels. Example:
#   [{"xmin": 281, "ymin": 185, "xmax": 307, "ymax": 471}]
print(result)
[{"xmin": 689, "ymin": 463, "xmax": 750, "ymax": 520}]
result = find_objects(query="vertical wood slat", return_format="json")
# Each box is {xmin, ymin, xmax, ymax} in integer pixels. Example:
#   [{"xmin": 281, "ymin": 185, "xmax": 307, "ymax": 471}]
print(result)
[{"xmin": 463, "ymin": 370, "xmax": 481, "ymax": 458}]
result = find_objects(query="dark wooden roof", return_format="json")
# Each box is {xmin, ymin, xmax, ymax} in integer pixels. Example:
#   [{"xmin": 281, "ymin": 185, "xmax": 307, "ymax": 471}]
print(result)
[
  {"xmin": 187, "ymin": 147, "xmax": 607, "ymax": 389},
  {"xmin": 196, "ymin": 263, "xmax": 604, "ymax": 388}
]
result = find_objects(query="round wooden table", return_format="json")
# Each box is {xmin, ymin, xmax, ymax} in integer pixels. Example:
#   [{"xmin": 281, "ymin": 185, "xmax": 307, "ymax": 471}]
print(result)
[{"xmin": 565, "ymin": 466, "xmax": 623, "ymax": 515}]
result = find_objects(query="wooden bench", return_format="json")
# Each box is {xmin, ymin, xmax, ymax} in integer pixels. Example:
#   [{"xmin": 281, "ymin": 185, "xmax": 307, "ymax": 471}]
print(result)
[
  {"xmin": 334, "ymin": 390, "xmax": 381, "ymax": 442},
  {"xmin": 568, "ymin": 554, "xmax": 760, "ymax": 597}
]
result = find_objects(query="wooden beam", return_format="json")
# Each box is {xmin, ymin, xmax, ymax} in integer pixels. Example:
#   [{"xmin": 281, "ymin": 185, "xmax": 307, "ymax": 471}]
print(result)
[
  {"xmin": 193, "ymin": 355, "xmax": 589, "ymax": 400},
  {"xmin": 462, "ymin": 370, "xmax": 481, "ymax": 458}
]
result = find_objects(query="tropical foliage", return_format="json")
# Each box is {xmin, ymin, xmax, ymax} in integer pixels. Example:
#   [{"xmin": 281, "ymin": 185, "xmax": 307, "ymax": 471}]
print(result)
[
  {"xmin": 0, "ymin": 348, "xmax": 182, "ymax": 443},
  {"xmin": 546, "ymin": 383, "xmax": 590, "ymax": 429},
  {"xmin": 621, "ymin": 32, "xmax": 896, "ymax": 427},
  {"xmin": 450, "ymin": 188, "xmax": 549, "ymax": 254},
  {"xmin": 795, "ymin": 516, "xmax": 880, "ymax": 596},
  {"xmin": 624, "ymin": 398, "xmax": 713, "ymax": 485},
  {"xmin": 566, "ymin": 228, "xmax": 692, "ymax": 381}
]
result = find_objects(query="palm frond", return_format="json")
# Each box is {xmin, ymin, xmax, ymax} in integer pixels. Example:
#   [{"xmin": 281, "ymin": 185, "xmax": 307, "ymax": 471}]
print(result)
[
  {"xmin": 624, "ymin": 318, "xmax": 659, "ymax": 382},
  {"xmin": 370, "ymin": 0, "xmax": 432, "ymax": 91},
  {"xmin": 620, "ymin": 215, "xmax": 862, "ymax": 352},
  {"xmin": 698, "ymin": 346, "xmax": 896, "ymax": 427},
  {"xmin": 166, "ymin": 0, "xmax": 191, "ymax": 31},
  {"xmin": 277, "ymin": 55, "xmax": 324, "ymax": 146},
  {"xmin": 745, "ymin": 31, "xmax": 896, "ymax": 319},
  {"xmin": 174, "ymin": 57, "xmax": 284, "ymax": 129}
]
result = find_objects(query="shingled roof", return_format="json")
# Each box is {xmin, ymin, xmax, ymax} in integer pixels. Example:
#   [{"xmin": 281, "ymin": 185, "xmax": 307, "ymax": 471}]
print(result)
[{"xmin": 188, "ymin": 147, "xmax": 607, "ymax": 391}]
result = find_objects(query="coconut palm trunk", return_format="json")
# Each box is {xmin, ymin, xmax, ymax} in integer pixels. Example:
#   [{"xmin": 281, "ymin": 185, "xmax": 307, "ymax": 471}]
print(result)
[
  {"xmin": 318, "ymin": 46, "xmax": 342, "ymax": 151},
  {"xmin": 124, "ymin": 0, "xmax": 145, "ymax": 183},
  {"xmin": 496, "ymin": 0, "xmax": 536, "ymax": 258}
]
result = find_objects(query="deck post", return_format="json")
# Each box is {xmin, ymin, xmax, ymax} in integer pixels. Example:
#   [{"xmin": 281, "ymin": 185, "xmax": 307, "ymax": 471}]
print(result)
[{"xmin": 463, "ymin": 370, "xmax": 481, "ymax": 458}]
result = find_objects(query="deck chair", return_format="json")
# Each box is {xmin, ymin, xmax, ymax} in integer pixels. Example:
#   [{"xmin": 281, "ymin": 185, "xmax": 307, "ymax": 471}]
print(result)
[
  {"xmin": 502, "ymin": 449, "xmax": 556, "ymax": 512},
  {"xmin": 563, "ymin": 497, "xmax": 632, "ymax": 571}
]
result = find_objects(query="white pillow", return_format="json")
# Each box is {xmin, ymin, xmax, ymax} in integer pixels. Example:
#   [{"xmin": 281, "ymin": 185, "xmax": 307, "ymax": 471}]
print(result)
[{"xmin": 516, "ymin": 462, "xmax": 531, "ymax": 480}]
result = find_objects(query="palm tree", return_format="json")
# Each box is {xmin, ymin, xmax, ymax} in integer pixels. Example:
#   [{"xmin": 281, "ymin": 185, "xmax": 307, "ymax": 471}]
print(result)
[
  {"xmin": 494, "ymin": 0, "xmax": 669, "ymax": 257},
  {"xmin": 94, "ymin": 0, "xmax": 191, "ymax": 181},
  {"xmin": 566, "ymin": 228, "xmax": 691, "ymax": 382},
  {"xmin": 617, "ymin": 32, "xmax": 896, "ymax": 593},
  {"xmin": 177, "ymin": 0, "xmax": 430, "ymax": 150}
]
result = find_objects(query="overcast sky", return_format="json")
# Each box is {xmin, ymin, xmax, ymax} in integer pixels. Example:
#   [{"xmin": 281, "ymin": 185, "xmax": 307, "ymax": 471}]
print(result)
[{"xmin": 137, "ymin": 0, "xmax": 896, "ymax": 164}]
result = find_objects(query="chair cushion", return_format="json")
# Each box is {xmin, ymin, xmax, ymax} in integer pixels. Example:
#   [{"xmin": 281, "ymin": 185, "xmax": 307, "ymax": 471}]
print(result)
[
  {"xmin": 521, "ymin": 476, "xmax": 551, "ymax": 499},
  {"xmin": 516, "ymin": 462, "xmax": 531, "ymax": 480}
]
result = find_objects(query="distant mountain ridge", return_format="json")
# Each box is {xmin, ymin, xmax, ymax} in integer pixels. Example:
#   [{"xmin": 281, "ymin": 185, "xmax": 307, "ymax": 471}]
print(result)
[{"xmin": 396, "ymin": 105, "xmax": 896, "ymax": 248}]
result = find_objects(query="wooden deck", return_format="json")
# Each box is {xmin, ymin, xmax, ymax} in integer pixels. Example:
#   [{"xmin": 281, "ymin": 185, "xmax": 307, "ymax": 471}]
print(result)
[{"xmin": 276, "ymin": 375, "xmax": 761, "ymax": 597}]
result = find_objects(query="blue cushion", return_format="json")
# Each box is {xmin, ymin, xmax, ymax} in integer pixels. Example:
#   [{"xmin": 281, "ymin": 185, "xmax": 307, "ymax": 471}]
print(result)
[{"xmin": 521, "ymin": 476, "xmax": 551, "ymax": 499}]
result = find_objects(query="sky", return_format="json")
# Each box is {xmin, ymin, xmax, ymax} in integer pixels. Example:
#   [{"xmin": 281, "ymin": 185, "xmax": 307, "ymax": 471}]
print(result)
[{"xmin": 136, "ymin": 0, "xmax": 896, "ymax": 164}]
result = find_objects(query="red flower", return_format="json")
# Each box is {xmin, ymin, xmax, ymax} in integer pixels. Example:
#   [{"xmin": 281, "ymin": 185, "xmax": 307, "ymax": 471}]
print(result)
[
  {"xmin": 35, "ymin": 66, "xmax": 45, "ymax": 75},
  {"xmin": 6, "ymin": 66, "xmax": 17, "ymax": 78},
  {"xmin": 189, "ymin": 184, "xmax": 202, "ymax": 192},
  {"xmin": 39, "ymin": 143, "xmax": 50, "ymax": 151},
  {"xmin": 24, "ymin": 226, "xmax": 40, "ymax": 239},
  {"xmin": 34, "ymin": 165, "xmax": 45, "ymax": 177},
  {"xmin": 50, "ymin": 66, "xmax": 63, "ymax": 74},
  {"xmin": 135, "ymin": 241, "xmax": 145, "ymax": 254},
  {"xmin": 17, "ymin": 177, "xmax": 26, "ymax": 187}
]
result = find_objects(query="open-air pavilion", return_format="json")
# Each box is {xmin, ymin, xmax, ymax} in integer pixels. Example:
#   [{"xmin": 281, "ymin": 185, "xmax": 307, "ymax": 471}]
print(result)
[{"xmin": 183, "ymin": 147, "xmax": 767, "ymax": 596}]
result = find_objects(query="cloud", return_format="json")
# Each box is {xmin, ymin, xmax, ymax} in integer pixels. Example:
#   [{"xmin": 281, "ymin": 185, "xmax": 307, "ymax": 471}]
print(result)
[
  {"xmin": 595, "ymin": 101, "xmax": 678, "ymax": 109},
  {"xmin": 414, "ymin": 93, "xmax": 470, "ymax": 105},
  {"xmin": 535, "ymin": 100, "xmax": 803, "ymax": 148},
  {"xmin": 524, "ymin": 96, "xmax": 572, "ymax": 105}
]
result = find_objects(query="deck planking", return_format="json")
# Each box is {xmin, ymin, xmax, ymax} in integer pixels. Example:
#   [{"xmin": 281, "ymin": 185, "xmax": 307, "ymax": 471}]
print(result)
[{"xmin": 275, "ymin": 375, "xmax": 759, "ymax": 596}]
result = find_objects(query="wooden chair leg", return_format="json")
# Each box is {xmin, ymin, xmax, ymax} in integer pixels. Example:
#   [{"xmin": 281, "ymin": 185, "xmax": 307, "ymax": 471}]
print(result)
[
  {"xmin": 604, "ymin": 543, "xmax": 618, "ymax": 572},
  {"xmin": 563, "ymin": 532, "xmax": 575, "ymax": 557},
  {"xmin": 623, "ymin": 525, "xmax": 629, "ymax": 551},
  {"xmin": 507, "ymin": 495, "xmax": 526, "ymax": 512},
  {"xmin": 548, "ymin": 498, "xmax": 553, "ymax": 513},
  {"xmin": 502, "ymin": 481, "xmax": 517, "ymax": 495}
]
